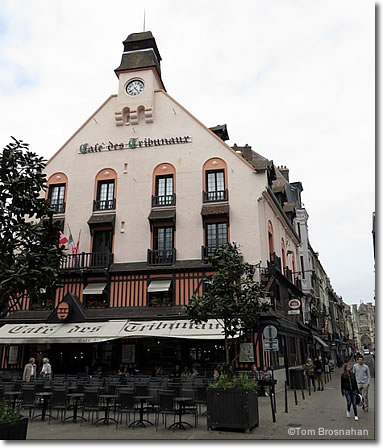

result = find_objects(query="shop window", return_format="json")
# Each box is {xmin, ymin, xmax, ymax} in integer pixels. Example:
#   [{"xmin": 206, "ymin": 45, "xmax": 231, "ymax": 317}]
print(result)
[
  {"xmin": 94, "ymin": 180, "xmax": 115, "ymax": 211},
  {"xmin": 48, "ymin": 184, "xmax": 66, "ymax": 213},
  {"xmin": 147, "ymin": 279, "xmax": 173, "ymax": 307}
]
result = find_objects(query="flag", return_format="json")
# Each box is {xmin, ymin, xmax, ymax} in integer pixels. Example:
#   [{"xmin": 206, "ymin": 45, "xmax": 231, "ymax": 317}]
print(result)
[
  {"xmin": 72, "ymin": 230, "xmax": 81, "ymax": 254},
  {"xmin": 68, "ymin": 230, "xmax": 74, "ymax": 246},
  {"xmin": 59, "ymin": 231, "xmax": 68, "ymax": 245}
]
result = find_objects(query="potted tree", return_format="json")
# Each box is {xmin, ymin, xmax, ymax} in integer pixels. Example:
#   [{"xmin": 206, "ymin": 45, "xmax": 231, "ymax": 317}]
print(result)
[
  {"xmin": 185, "ymin": 243, "xmax": 268, "ymax": 432},
  {"xmin": 0, "ymin": 403, "xmax": 29, "ymax": 440}
]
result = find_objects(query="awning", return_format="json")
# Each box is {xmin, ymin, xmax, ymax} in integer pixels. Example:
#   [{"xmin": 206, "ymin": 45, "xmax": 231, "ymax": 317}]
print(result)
[
  {"xmin": 201, "ymin": 204, "xmax": 229, "ymax": 217},
  {"xmin": 147, "ymin": 280, "xmax": 172, "ymax": 293},
  {"xmin": 0, "ymin": 321, "xmax": 127, "ymax": 344},
  {"xmin": 0, "ymin": 319, "xmax": 235, "ymax": 343},
  {"xmin": 148, "ymin": 209, "xmax": 176, "ymax": 222},
  {"xmin": 313, "ymin": 335, "xmax": 329, "ymax": 348},
  {"xmin": 83, "ymin": 283, "xmax": 107, "ymax": 295},
  {"xmin": 87, "ymin": 213, "xmax": 116, "ymax": 229}
]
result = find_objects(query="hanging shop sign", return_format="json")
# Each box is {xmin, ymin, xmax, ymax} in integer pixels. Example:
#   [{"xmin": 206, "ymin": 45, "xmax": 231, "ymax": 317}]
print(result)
[
  {"xmin": 288, "ymin": 298, "xmax": 301, "ymax": 310},
  {"xmin": 79, "ymin": 136, "xmax": 192, "ymax": 154}
]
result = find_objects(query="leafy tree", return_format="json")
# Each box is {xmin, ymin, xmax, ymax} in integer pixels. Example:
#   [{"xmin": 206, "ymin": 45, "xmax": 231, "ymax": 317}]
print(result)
[
  {"xmin": 0, "ymin": 137, "xmax": 65, "ymax": 317},
  {"xmin": 185, "ymin": 243, "xmax": 268, "ymax": 376}
]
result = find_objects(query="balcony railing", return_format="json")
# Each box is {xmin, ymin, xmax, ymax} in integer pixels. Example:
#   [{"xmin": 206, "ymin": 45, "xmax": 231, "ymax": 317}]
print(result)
[
  {"xmin": 61, "ymin": 252, "xmax": 114, "ymax": 270},
  {"xmin": 147, "ymin": 248, "xmax": 176, "ymax": 265},
  {"xmin": 201, "ymin": 245, "xmax": 220, "ymax": 260},
  {"xmin": 202, "ymin": 189, "xmax": 228, "ymax": 203},
  {"xmin": 51, "ymin": 202, "xmax": 66, "ymax": 214},
  {"xmin": 152, "ymin": 194, "xmax": 176, "ymax": 207},
  {"xmin": 93, "ymin": 199, "xmax": 116, "ymax": 211}
]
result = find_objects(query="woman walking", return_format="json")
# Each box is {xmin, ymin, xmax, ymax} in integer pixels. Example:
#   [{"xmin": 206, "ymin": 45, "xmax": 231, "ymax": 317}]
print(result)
[
  {"xmin": 341, "ymin": 363, "xmax": 359, "ymax": 421},
  {"xmin": 304, "ymin": 358, "xmax": 316, "ymax": 391}
]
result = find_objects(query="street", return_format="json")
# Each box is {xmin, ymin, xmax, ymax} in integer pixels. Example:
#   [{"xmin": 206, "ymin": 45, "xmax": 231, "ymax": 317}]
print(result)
[{"xmin": 25, "ymin": 360, "xmax": 375, "ymax": 440}]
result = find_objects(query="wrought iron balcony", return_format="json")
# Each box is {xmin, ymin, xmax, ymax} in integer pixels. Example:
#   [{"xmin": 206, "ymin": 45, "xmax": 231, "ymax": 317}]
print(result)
[
  {"xmin": 152, "ymin": 194, "xmax": 176, "ymax": 207},
  {"xmin": 202, "ymin": 189, "xmax": 228, "ymax": 203},
  {"xmin": 60, "ymin": 252, "xmax": 114, "ymax": 270},
  {"xmin": 201, "ymin": 245, "xmax": 219, "ymax": 260},
  {"xmin": 147, "ymin": 248, "xmax": 176, "ymax": 265},
  {"xmin": 50, "ymin": 201, "xmax": 66, "ymax": 214},
  {"xmin": 268, "ymin": 252, "xmax": 282, "ymax": 272},
  {"xmin": 93, "ymin": 199, "xmax": 116, "ymax": 211}
]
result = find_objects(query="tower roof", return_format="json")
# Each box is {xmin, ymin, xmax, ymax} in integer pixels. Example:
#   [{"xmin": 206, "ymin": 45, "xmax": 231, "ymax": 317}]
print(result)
[{"xmin": 115, "ymin": 31, "xmax": 162, "ymax": 77}]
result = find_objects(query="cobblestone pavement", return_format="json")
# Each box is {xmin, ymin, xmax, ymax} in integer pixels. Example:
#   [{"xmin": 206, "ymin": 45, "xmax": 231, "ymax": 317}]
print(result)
[{"xmin": 25, "ymin": 364, "xmax": 375, "ymax": 440}]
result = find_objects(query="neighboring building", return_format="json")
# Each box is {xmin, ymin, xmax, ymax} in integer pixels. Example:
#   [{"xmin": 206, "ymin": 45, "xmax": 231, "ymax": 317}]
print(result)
[
  {"xmin": 352, "ymin": 302, "xmax": 375, "ymax": 351},
  {"xmin": 0, "ymin": 31, "xmax": 309, "ymax": 384}
]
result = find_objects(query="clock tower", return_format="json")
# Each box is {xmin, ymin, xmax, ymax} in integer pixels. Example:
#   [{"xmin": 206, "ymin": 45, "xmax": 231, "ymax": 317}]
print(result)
[{"xmin": 114, "ymin": 31, "xmax": 165, "ymax": 126}]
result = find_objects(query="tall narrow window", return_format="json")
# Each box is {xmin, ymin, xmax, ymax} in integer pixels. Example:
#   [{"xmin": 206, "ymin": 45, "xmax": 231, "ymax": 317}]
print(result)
[
  {"xmin": 206, "ymin": 170, "xmax": 225, "ymax": 201},
  {"xmin": 150, "ymin": 226, "xmax": 174, "ymax": 264},
  {"xmin": 48, "ymin": 184, "xmax": 66, "ymax": 213},
  {"xmin": 95, "ymin": 180, "xmax": 115, "ymax": 211},
  {"xmin": 268, "ymin": 221, "xmax": 274, "ymax": 256},
  {"xmin": 206, "ymin": 222, "xmax": 228, "ymax": 254},
  {"xmin": 300, "ymin": 256, "xmax": 305, "ymax": 279},
  {"xmin": 155, "ymin": 175, "xmax": 174, "ymax": 206}
]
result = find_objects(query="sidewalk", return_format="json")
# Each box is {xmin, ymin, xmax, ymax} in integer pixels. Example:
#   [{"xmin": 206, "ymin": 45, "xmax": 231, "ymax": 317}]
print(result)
[{"xmin": 25, "ymin": 369, "xmax": 375, "ymax": 440}]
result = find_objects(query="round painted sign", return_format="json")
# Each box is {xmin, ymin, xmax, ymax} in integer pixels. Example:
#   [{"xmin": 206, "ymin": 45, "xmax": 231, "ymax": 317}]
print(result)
[{"xmin": 288, "ymin": 299, "xmax": 301, "ymax": 310}]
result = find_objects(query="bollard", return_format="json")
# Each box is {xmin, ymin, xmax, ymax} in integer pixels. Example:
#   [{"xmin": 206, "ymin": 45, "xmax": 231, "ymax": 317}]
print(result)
[
  {"xmin": 294, "ymin": 385, "xmax": 298, "ymax": 405},
  {"xmin": 270, "ymin": 389, "xmax": 276, "ymax": 422},
  {"xmin": 273, "ymin": 384, "xmax": 277, "ymax": 413},
  {"xmin": 284, "ymin": 381, "xmax": 288, "ymax": 413},
  {"xmin": 308, "ymin": 378, "xmax": 311, "ymax": 396},
  {"xmin": 301, "ymin": 387, "xmax": 305, "ymax": 400}
]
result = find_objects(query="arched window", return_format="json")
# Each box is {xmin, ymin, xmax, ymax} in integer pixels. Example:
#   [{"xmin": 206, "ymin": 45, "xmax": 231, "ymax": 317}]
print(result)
[
  {"xmin": 47, "ymin": 172, "xmax": 68, "ymax": 214},
  {"xmin": 93, "ymin": 168, "xmax": 117, "ymax": 211},
  {"xmin": 281, "ymin": 238, "xmax": 286, "ymax": 272},
  {"xmin": 152, "ymin": 163, "xmax": 176, "ymax": 206},
  {"xmin": 268, "ymin": 221, "xmax": 274, "ymax": 257},
  {"xmin": 202, "ymin": 158, "xmax": 228, "ymax": 202}
]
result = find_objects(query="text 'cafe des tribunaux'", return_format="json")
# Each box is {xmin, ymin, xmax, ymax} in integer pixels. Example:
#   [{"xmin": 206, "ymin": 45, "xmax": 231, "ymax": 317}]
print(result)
[{"xmin": 0, "ymin": 31, "xmax": 314, "ymax": 382}]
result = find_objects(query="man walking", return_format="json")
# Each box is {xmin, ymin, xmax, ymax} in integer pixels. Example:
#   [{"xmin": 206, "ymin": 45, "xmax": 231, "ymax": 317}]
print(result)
[{"xmin": 353, "ymin": 355, "xmax": 371, "ymax": 411}]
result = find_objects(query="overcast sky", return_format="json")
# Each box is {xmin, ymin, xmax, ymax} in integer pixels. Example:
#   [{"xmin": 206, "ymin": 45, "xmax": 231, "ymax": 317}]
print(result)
[{"xmin": 0, "ymin": 0, "xmax": 375, "ymax": 306}]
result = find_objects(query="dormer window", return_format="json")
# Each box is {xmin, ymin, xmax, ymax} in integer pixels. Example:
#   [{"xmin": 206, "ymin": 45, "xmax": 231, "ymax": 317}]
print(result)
[{"xmin": 202, "ymin": 158, "xmax": 228, "ymax": 203}]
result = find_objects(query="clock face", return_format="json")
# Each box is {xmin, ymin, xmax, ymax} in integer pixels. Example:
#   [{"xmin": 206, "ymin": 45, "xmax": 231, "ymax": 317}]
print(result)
[{"xmin": 126, "ymin": 79, "xmax": 144, "ymax": 96}]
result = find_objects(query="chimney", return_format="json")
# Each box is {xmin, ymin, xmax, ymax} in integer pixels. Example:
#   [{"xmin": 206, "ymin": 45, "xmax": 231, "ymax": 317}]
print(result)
[{"xmin": 278, "ymin": 165, "xmax": 289, "ymax": 182}]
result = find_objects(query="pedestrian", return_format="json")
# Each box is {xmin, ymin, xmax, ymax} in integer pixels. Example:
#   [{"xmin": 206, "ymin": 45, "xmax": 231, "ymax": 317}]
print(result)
[
  {"xmin": 353, "ymin": 355, "xmax": 370, "ymax": 412},
  {"xmin": 40, "ymin": 357, "xmax": 52, "ymax": 379},
  {"xmin": 250, "ymin": 363, "xmax": 259, "ymax": 380},
  {"xmin": 181, "ymin": 365, "xmax": 191, "ymax": 377},
  {"xmin": 260, "ymin": 365, "xmax": 272, "ymax": 396},
  {"xmin": 314, "ymin": 357, "xmax": 324, "ymax": 391},
  {"xmin": 304, "ymin": 358, "xmax": 316, "ymax": 391},
  {"xmin": 341, "ymin": 362, "xmax": 359, "ymax": 421},
  {"xmin": 23, "ymin": 357, "xmax": 37, "ymax": 382}
]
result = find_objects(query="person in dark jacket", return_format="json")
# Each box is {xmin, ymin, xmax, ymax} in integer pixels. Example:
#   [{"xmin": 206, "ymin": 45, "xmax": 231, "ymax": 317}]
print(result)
[
  {"xmin": 314, "ymin": 357, "xmax": 324, "ymax": 391},
  {"xmin": 341, "ymin": 362, "xmax": 359, "ymax": 421}
]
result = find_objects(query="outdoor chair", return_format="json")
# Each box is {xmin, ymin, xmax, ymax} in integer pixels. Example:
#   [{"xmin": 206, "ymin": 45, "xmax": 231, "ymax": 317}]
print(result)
[
  {"xmin": 20, "ymin": 386, "xmax": 39, "ymax": 420},
  {"xmin": 116, "ymin": 391, "xmax": 136, "ymax": 427},
  {"xmin": 155, "ymin": 391, "xmax": 176, "ymax": 431},
  {"xmin": 48, "ymin": 388, "xmax": 70, "ymax": 424},
  {"xmin": 194, "ymin": 385, "xmax": 207, "ymax": 415},
  {"xmin": 134, "ymin": 383, "xmax": 148, "ymax": 396},
  {"xmin": 180, "ymin": 388, "xmax": 198, "ymax": 427},
  {"xmin": 80, "ymin": 390, "xmax": 102, "ymax": 425}
]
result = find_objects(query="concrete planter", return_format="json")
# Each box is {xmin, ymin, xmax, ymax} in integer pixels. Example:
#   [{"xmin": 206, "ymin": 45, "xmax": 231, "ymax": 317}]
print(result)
[
  {"xmin": 0, "ymin": 417, "xmax": 29, "ymax": 440},
  {"xmin": 207, "ymin": 388, "xmax": 259, "ymax": 433}
]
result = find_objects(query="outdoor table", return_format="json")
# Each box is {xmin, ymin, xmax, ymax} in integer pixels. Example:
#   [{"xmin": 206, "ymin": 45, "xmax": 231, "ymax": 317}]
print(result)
[
  {"xmin": 64, "ymin": 393, "xmax": 86, "ymax": 424},
  {"xmin": 4, "ymin": 391, "xmax": 21, "ymax": 409},
  {"xmin": 168, "ymin": 397, "xmax": 193, "ymax": 430},
  {"xmin": 33, "ymin": 392, "xmax": 54, "ymax": 421},
  {"xmin": 129, "ymin": 395, "xmax": 153, "ymax": 428},
  {"xmin": 94, "ymin": 394, "xmax": 118, "ymax": 426}
]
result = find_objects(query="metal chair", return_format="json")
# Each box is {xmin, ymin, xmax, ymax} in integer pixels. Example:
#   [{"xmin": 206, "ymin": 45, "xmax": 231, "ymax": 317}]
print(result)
[
  {"xmin": 80, "ymin": 390, "xmax": 102, "ymax": 425},
  {"xmin": 180, "ymin": 388, "xmax": 198, "ymax": 427},
  {"xmin": 20, "ymin": 386, "xmax": 37, "ymax": 421},
  {"xmin": 48, "ymin": 388, "xmax": 69, "ymax": 424},
  {"xmin": 155, "ymin": 391, "xmax": 176, "ymax": 431},
  {"xmin": 116, "ymin": 391, "xmax": 136, "ymax": 427}
]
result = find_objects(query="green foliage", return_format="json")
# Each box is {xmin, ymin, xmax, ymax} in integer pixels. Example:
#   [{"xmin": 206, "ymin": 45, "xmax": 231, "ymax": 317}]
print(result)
[
  {"xmin": 185, "ymin": 243, "xmax": 268, "ymax": 367},
  {"xmin": 0, "ymin": 137, "xmax": 66, "ymax": 317},
  {"xmin": 0, "ymin": 403, "xmax": 23, "ymax": 422},
  {"xmin": 209, "ymin": 373, "xmax": 258, "ymax": 391}
]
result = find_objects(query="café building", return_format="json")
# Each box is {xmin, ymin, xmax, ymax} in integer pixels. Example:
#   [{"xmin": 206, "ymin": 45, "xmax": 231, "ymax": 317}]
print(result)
[{"xmin": 0, "ymin": 32, "xmax": 310, "ymax": 382}]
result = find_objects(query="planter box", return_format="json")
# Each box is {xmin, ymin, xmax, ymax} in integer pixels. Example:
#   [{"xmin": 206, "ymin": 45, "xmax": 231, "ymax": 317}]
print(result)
[
  {"xmin": 0, "ymin": 417, "xmax": 28, "ymax": 440},
  {"xmin": 207, "ymin": 388, "xmax": 259, "ymax": 433}
]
